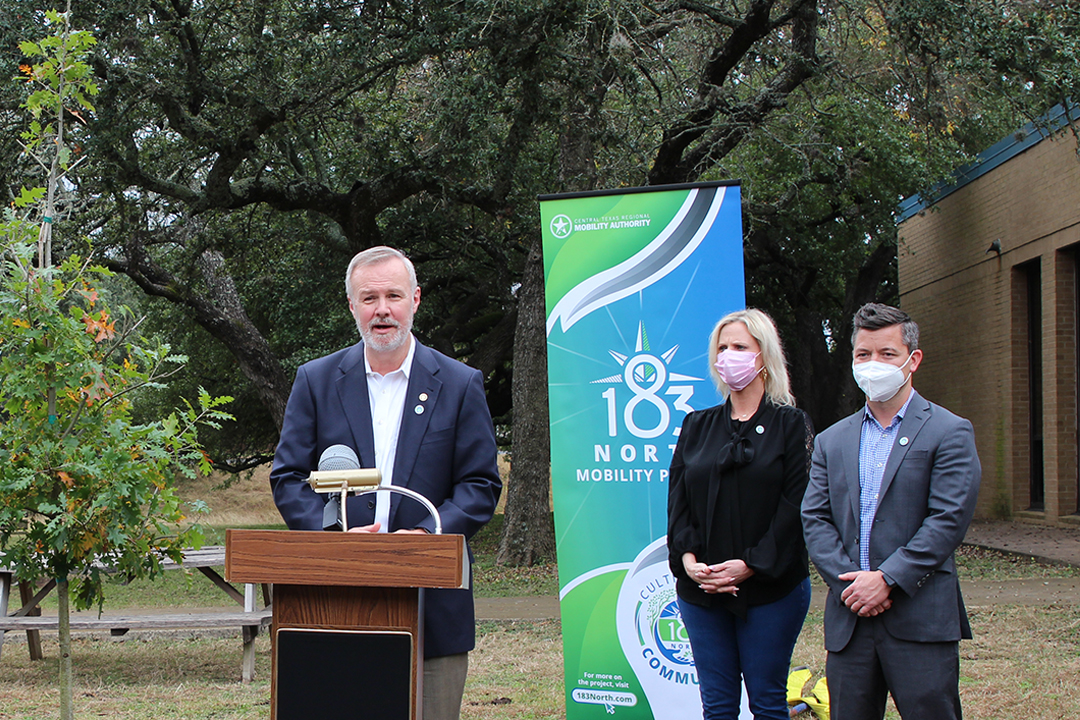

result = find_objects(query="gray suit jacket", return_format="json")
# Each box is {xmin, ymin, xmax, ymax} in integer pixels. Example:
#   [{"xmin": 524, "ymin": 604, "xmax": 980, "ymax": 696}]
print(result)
[{"xmin": 801, "ymin": 391, "xmax": 981, "ymax": 652}]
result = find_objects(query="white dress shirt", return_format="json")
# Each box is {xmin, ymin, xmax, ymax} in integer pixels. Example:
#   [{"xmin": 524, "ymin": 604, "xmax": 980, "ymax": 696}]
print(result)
[{"xmin": 365, "ymin": 335, "xmax": 415, "ymax": 531}]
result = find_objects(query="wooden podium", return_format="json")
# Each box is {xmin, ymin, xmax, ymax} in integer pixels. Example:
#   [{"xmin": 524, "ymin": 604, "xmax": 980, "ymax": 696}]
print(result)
[{"xmin": 225, "ymin": 529, "xmax": 468, "ymax": 720}]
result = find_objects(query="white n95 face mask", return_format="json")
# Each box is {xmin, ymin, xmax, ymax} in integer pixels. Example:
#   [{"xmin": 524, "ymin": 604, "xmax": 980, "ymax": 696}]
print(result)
[{"xmin": 852, "ymin": 353, "xmax": 912, "ymax": 402}]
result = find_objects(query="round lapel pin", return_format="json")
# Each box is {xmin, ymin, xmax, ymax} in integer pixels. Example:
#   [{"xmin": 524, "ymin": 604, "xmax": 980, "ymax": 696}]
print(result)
[
  {"xmin": 899, "ymin": 436, "xmax": 909, "ymax": 446},
  {"xmin": 414, "ymin": 405, "xmax": 425, "ymax": 415}
]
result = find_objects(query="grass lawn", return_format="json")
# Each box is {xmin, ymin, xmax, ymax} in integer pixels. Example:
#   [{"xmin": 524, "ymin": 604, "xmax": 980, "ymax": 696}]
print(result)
[
  {"xmin": 3, "ymin": 604, "xmax": 1080, "ymax": 719},
  {"xmin": 2, "ymin": 470, "xmax": 1079, "ymax": 718}
]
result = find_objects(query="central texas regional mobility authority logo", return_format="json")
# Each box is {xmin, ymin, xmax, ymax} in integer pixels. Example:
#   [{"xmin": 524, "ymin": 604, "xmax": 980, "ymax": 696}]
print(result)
[
  {"xmin": 550, "ymin": 214, "xmax": 573, "ymax": 239},
  {"xmin": 548, "ymin": 211, "xmax": 655, "ymax": 242}
]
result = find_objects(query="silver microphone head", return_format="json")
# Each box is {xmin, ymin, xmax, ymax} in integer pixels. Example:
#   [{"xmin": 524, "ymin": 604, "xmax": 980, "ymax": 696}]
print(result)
[{"xmin": 318, "ymin": 444, "xmax": 360, "ymax": 471}]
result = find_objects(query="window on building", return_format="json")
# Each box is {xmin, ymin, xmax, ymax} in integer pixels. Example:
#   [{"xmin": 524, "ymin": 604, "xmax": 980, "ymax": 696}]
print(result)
[{"xmin": 1019, "ymin": 259, "xmax": 1044, "ymax": 511}]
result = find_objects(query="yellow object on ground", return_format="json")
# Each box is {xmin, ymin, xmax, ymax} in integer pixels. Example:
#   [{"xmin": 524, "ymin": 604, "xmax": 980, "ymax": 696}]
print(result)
[{"xmin": 786, "ymin": 667, "xmax": 829, "ymax": 720}]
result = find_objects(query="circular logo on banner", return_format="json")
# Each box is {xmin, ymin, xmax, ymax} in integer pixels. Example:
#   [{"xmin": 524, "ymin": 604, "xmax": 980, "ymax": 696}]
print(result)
[
  {"xmin": 651, "ymin": 599, "xmax": 693, "ymax": 666},
  {"xmin": 617, "ymin": 537, "xmax": 701, "ymax": 715},
  {"xmin": 549, "ymin": 214, "xmax": 573, "ymax": 239}
]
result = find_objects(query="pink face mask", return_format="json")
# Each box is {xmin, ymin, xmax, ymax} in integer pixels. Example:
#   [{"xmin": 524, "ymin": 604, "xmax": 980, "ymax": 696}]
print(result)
[{"xmin": 714, "ymin": 350, "xmax": 762, "ymax": 391}]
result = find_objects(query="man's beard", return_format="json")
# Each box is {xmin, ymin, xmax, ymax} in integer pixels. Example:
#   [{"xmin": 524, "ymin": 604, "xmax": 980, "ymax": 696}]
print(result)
[{"xmin": 357, "ymin": 314, "xmax": 412, "ymax": 354}]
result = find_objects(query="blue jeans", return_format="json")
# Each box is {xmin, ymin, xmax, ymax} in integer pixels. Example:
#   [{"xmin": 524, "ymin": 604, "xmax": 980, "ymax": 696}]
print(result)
[{"xmin": 679, "ymin": 578, "xmax": 811, "ymax": 720}]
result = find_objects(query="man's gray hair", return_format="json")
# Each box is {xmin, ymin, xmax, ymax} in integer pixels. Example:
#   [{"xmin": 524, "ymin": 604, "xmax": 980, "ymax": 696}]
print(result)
[
  {"xmin": 344, "ymin": 246, "xmax": 418, "ymax": 298},
  {"xmin": 851, "ymin": 303, "xmax": 919, "ymax": 352}
]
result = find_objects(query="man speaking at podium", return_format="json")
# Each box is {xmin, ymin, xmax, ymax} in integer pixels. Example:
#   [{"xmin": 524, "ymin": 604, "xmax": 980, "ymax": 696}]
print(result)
[{"xmin": 270, "ymin": 245, "xmax": 502, "ymax": 720}]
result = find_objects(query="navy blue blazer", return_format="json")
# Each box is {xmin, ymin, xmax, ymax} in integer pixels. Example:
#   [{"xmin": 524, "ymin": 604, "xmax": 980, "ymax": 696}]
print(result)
[
  {"xmin": 801, "ymin": 391, "xmax": 981, "ymax": 652},
  {"xmin": 269, "ymin": 339, "xmax": 502, "ymax": 658}
]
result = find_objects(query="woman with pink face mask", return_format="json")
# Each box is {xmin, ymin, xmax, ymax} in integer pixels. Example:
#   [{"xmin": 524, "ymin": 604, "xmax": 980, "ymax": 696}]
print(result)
[{"xmin": 667, "ymin": 308, "xmax": 814, "ymax": 720}]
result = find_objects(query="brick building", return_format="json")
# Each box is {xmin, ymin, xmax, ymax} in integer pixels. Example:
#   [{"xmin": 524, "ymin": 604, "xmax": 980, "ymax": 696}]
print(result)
[{"xmin": 897, "ymin": 104, "xmax": 1080, "ymax": 525}]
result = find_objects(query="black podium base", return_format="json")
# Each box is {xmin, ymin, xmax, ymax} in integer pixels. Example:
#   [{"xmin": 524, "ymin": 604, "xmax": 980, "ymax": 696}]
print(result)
[{"xmin": 276, "ymin": 628, "xmax": 414, "ymax": 720}]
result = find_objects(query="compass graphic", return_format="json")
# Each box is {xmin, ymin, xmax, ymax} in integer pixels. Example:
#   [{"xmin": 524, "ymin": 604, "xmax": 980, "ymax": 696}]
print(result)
[{"xmin": 590, "ymin": 321, "xmax": 703, "ymax": 440}]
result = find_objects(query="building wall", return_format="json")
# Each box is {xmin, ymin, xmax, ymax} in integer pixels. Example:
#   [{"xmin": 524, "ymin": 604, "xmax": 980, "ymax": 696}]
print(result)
[{"xmin": 898, "ymin": 128, "xmax": 1080, "ymax": 524}]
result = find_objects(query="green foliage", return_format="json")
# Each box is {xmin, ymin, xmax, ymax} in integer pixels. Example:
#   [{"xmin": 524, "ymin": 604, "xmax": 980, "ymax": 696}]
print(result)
[
  {"xmin": 16, "ymin": 9, "xmax": 97, "ymax": 162},
  {"xmin": 0, "ymin": 235, "xmax": 232, "ymax": 609},
  {"xmin": 27, "ymin": 0, "xmax": 1080, "ymax": 440},
  {"xmin": 18, "ymin": 28, "xmax": 96, "ymax": 102},
  {"xmin": 0, "ymin": 11, "xmax": 232, "ymax": 613}
]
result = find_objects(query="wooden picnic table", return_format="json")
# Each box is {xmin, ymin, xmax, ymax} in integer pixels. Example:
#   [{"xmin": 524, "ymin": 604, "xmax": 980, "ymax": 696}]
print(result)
[{"xmin": 0, "ymin": 546, "xmax": 272, "ymax": 683}]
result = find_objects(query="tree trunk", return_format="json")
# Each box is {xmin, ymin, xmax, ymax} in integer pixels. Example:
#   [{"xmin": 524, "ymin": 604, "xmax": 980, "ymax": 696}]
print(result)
[
  {"xmin": 194, "ymin": 250, "xmax": 291, "ymax": 427},
  {"xmin": 58, "ymin": 578, "xmax": 73, "ymax": 720},
  {"xmin": 496, "ymin": 238, "xmax": 555, "ymax": 565},
  {"xmin": 788, "ymin": 305, "xmax": 859, "ymax": 430},
  {"xmin": 109, "ymin": 240, "xmax": 292, "ymax": 428},
  {"xmin": 787, "ymin": 239, "xmax": 897, "ymax": 430},
  {"xmin": 496, "ymin": 83, "xmax": 608, "ymax": 566}
]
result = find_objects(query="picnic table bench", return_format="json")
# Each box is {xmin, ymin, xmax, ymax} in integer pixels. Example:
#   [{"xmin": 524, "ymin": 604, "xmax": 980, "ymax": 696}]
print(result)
[{"xmin": 0, "ymin": 546, "xmax": 272, "ymax": 683}]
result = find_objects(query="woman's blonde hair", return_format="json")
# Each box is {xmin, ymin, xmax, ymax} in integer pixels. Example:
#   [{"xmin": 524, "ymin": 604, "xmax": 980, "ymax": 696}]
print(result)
[{"xmin": 707, "ymin": 308, "xmax": 795, "ymax": 406}]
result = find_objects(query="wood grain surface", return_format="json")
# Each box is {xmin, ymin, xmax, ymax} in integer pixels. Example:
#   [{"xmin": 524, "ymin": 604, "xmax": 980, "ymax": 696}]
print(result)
[{"xmin": 225, "ymin": 529, "xmax": 467, "ymax": 589}]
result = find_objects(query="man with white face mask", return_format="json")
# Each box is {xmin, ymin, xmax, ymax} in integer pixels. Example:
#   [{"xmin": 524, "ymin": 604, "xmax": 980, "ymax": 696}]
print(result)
[{"xmin": 802, "ymin": 303, "xmax": 981, "ymax": 720}]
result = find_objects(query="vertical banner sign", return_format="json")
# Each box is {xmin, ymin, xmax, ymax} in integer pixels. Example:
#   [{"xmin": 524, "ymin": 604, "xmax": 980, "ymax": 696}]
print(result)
[{"xmin": 540, "ymin": 182, "xmax": 745, "ymax": 720}]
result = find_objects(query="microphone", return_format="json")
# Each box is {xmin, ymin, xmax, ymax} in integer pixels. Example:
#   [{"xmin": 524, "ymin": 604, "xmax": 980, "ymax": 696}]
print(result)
[
  {"xmin": 309, "ymin": 445, "xmax": 442, "ymax": 535},
  {"xmin": 317, "ymin": 445, "xmax": 360, "ymax": 530},
  {"xmin": 319, "ymin": 444, "xmax": 360, "ymax": 472}
]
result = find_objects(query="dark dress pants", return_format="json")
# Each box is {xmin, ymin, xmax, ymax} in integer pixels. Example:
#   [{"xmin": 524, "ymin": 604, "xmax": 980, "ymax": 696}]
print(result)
[{"xmin": 826, "ymin": 614, "xmax": 962, "ymax": 720}]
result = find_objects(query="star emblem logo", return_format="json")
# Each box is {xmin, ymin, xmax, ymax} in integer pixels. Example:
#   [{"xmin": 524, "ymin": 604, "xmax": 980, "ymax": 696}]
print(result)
[{"xmin": 550, "ymin": 214, "xmax": 573, "ymax": 239}]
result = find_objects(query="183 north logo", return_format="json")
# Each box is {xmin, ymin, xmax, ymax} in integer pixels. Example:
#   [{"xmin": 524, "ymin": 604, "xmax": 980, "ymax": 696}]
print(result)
[{"xmin": 648, "ymin": 598, "xmax": 693, "ymax": 669}]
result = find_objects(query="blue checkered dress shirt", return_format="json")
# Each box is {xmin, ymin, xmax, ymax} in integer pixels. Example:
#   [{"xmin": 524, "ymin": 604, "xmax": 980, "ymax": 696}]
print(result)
[{"xmin": 858, "ymin": 393, "xmax": 915, "ymax": 571}]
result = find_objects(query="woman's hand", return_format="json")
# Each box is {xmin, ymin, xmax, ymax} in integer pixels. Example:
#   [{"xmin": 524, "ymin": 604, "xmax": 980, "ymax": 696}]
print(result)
[
  {"xmin": 683, "ymin": 554, "xmax": 751, "ymax": 595},
  {"xmin": 709, "ymin": 559, "xmax": 754, "ymax": 587}
]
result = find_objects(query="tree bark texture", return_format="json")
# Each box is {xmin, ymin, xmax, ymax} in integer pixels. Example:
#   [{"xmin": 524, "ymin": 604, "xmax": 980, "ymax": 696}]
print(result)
[
  {"xmin": 58, "ymin": 579, "xmax": 73, "ymax": 720},
  {"xmin": 497, "ymin": 238, "xmax": 555, "ymax": 565},
  {"xmin": 107, "ymin": 238, "xmax": 291, "ymax": 428}
]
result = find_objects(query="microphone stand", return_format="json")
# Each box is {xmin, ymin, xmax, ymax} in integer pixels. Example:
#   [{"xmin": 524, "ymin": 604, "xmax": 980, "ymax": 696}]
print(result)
[
  {"xmin": 342, "ymin": 485, "xmax": 443, "ymax": 535},
  {"xmin": 308, "ymin": 469, "xmax": 443, "ymax": 534}
]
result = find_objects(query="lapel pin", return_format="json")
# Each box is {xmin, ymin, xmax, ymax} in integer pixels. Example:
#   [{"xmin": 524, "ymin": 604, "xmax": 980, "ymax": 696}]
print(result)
[
  {"xmin": 756, "ymin": 425, "xmax": 764, "ymax": 434},
  {"xmin": 419, "ymin": 392, "xmax": 428, "ymax": 402},
  {"xmin": 414, "ymin": 405, "xmax": 425, "ymax": 415},
  {"xmin": 899, "ymin": 436, "xmax": 909, "ymax": 446}
]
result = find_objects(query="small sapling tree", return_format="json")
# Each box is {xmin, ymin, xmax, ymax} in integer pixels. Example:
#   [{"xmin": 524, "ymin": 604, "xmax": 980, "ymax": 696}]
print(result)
[{"xmin": 0, "ymin": 10, "xmax": 232, "ymax": 719}]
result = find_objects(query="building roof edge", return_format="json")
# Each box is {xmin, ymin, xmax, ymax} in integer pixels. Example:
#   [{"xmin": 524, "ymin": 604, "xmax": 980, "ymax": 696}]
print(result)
[{"xmin": 896, "ymin": 102, "xmax": 1080, "ymax": 224}]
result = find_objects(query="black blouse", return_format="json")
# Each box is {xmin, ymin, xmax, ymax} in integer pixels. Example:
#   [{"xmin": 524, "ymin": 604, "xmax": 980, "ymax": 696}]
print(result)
[{"xmin": 667, "ymin": 400, "xmax": 814, "ymax": 617}]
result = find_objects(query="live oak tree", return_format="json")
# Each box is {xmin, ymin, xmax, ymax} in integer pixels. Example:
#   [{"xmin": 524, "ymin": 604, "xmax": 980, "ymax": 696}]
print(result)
[{"xmin": 5, "ymin": 0, "xmax": 1076, "ymax": 564}]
